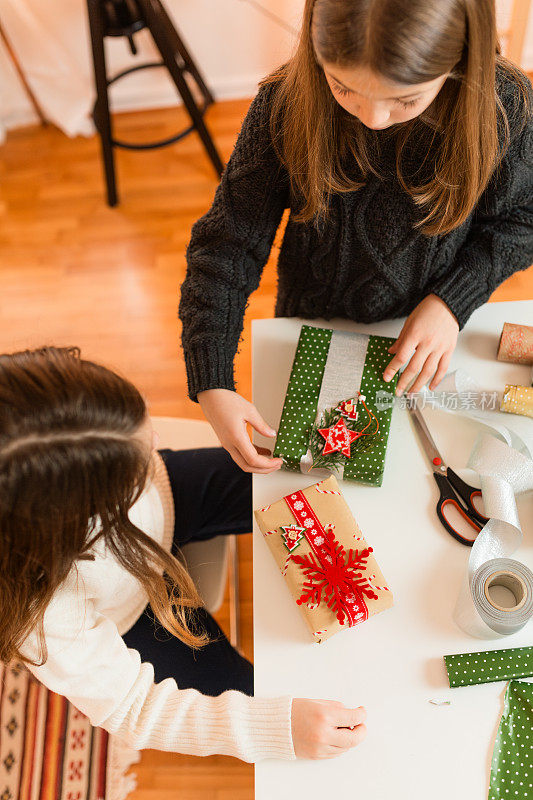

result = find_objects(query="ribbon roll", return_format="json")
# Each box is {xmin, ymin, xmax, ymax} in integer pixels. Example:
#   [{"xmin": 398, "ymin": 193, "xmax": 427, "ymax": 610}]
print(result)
[
  {"xmin": 418, "ymin": 371, "xmax": 533, "ymax": 638},
  {"xmin": 455, "ymin": 433, "xmax": 533, "ymax": 638},
  {"xmin": 469, "ymin": 559, "xmax": 533, "ymax": 636}
]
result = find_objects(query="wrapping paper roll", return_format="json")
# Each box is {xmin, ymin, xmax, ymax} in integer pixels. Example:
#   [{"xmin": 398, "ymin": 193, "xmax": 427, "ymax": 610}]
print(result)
[
  {"xmin": 500, "ymin": 384, "xmax": 533, "ymax": 419},
  {"xmin": 497, "ymin": 322, "xmax": 533, "ymax": 365},
  {"xmin": 445, "ymin": 645, "xmax": 533, "ymax": 687},
  {"xmin": 489, "ymin": 681, "xmax": 533, "ymax": 800}
]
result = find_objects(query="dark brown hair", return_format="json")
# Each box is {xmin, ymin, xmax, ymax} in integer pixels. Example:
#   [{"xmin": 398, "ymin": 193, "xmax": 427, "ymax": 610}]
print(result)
[
  {"xmin": 0, "ymin": 346, "xmax": 207, "ymax": 665},
  {"xmin": 265, "ymin": 0, "xmax": 530, "ymax": 234}
]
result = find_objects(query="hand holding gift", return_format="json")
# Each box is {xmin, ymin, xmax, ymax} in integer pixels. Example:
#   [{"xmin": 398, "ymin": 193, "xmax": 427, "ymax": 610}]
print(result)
[
  {"xmin": 198, "ymin": 388, "xmax": 283, "ymax": 473},
  {"xmin": 273, "ymin": 325, "xmax": 399, "ymax": 486}
]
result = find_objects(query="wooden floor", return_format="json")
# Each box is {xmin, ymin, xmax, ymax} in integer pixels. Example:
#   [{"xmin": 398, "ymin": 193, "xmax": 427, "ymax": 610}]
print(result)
[{"xmin": 0, "ymin": 96, "xmax": 532, "ymax": 800}]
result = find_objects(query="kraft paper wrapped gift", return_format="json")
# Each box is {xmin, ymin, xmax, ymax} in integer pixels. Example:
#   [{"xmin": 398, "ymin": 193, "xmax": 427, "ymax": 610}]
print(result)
[{"xmin": 254, "ymin": 475, "xmax": 393, "ymax": 642}]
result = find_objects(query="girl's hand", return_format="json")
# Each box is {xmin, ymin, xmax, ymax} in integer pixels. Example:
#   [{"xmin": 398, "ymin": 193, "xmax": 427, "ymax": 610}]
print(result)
[
  {"xmin": 291, "ymin": 699, "xmax": 367, "ymax": 759},
  {"xmin": 197, "ymin": 388, "xmax": 283, "ymax": 474},
  {"xmin": 383, "ymin": 294, "xmax": 459, "ymax": 396}
]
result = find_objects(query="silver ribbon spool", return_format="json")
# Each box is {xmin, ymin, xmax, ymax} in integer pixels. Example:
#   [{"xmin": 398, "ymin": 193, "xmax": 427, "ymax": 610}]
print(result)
[
  {"xmin": 419, "ymin": 370, "xmax": 533, "ymax": 639},
  {"xmin": 471, "ymin": 558, "xmax": 533, "ymax": 636}
]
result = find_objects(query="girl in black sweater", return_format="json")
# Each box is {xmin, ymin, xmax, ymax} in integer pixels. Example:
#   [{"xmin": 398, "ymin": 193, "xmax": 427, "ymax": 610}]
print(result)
[{"xmin": 180, "ymin": 0, "xmax": 532, "ymax": 474}]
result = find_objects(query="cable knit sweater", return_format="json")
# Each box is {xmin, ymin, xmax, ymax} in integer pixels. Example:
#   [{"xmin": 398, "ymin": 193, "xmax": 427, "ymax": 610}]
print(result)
[
  {"xmin": 179, "ymin": 67, "xmax": 533, "ymax": 401},
  {"xmin": 20, "ymin": 452, "xmax": 295, "ymax": 763}
]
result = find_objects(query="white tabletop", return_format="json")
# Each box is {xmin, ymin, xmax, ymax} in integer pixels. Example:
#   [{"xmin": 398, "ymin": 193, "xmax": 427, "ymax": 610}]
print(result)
[{"xmin": 252, "ymin": 300, "xmax": 533, "ymax": 800}]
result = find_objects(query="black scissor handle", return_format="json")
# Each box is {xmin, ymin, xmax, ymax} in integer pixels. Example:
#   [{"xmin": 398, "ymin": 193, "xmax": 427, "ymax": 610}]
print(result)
[
  {"xmin": 446, "ymin": 467, "xmax": 488, "ymax": 525},
  {"xmin": 432, "ymin": 472, "xmax": 481, "ymax": 546}
]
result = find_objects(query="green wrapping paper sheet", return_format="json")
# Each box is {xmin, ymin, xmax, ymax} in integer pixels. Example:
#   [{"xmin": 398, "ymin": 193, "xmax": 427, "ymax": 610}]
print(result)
[
  {"xmin": 444, "ymin": 647, "xmax": 533, "ymax": 688},
  {"xmin": 273, "ymin": 325, "xmax": 398, "ymax": 487},
  {"xmin": 489, "ymin": 681, "xmax": 533, "ymax": 799}
]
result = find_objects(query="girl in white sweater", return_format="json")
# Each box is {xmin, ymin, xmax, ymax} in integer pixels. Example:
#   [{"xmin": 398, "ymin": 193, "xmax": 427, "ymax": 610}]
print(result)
[{"xmin": 0, "ymin": 346, "xmax": 366, "ymax": 762}]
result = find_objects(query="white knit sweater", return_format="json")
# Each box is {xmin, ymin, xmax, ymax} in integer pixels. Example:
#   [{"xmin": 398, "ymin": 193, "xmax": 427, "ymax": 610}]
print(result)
[{"xmin": 21, "ymin": 452, "xmax": 295, "ymax": 763}]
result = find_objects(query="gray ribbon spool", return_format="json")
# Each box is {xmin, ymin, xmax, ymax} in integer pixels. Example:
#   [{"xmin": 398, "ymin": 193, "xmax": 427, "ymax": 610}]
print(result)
[{"xmin": 471, "ymin": 558, "xmax": 533, "ymax": 635}]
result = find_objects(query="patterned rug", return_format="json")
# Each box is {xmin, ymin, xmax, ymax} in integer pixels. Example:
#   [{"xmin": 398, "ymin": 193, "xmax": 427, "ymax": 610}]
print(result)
[{"xmin": 0, "ymin": 663, "xmax": 140, "ymax": 800}]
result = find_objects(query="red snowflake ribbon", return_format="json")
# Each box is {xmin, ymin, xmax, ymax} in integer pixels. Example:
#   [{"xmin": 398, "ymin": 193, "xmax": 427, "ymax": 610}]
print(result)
[{"xmin": 284, "ymin": 490, "xmax": 378, "ymax": 627}]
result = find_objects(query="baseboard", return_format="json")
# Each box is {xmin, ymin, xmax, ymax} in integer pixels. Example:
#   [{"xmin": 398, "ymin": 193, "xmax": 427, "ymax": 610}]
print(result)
[{"xmin": 2, "ymin": 73, "xmax": 262, "ymax": 135}]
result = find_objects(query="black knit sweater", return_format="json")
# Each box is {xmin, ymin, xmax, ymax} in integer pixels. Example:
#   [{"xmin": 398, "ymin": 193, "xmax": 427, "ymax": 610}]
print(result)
[{"xmin": 179, "ymin": 69, "xmax": 533, "ymax": 402}]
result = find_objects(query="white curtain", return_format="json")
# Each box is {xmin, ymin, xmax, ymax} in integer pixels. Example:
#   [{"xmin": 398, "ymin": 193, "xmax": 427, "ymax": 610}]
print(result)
[{"xmin": 0, "ymin": 0, "xmax": 95, "ymax": 137}]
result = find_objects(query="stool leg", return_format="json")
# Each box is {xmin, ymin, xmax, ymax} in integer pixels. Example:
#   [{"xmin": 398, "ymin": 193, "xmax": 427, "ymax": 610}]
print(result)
[
  {"xmin": 86, "ymin": 0, "xmax": 118, "ymax": 206},
  {"xmin": 149, "ymin": 3, "xmax": 214, "ymax": 106},
  {"xmin": 227, "ymin": 535, "xmax": 241, "ymax": 653},
  {"xmin": 136, "ymin": 0, "xmax": 224, "ymax": 178}
]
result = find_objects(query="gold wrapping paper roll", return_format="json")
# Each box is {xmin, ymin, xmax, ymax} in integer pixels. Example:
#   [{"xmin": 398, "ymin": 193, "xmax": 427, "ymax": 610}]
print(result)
[
  {"xmin": 500, "ymin": 385, "xmax": 533, "ymax": 419},
  {"xmin": 497, "ymin": 323, "xmax": 533, "ymax": 365},
  {"xmin": 254, "ymin": 475, "xmax": 393, "ymax": 642}
]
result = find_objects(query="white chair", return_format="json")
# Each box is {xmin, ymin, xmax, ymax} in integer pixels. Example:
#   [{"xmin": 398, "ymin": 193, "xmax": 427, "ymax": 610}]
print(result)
[{"xmin": 151, "ymin": 417, "xmax": 241, "ymax": 651}]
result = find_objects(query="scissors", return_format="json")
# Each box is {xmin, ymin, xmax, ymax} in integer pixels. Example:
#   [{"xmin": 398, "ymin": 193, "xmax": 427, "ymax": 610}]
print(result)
[{"xmin": 408, "ymin": 404, "xmax": 489, "ymax": 546}]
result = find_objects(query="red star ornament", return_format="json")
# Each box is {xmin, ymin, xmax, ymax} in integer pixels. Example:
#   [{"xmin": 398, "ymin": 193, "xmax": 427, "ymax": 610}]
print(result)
[{"xmin": 318, "ymin": 418, "xmax": 362, "ymax": 457}]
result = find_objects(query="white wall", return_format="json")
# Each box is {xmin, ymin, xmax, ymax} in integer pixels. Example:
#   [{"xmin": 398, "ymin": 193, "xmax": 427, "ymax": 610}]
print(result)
[
  {"xmin": 0, "ymin": 0, "xmax": 302, "ymax": 132},
  {"xmin": 0, "ymin": 0, "xmax": 531, "ymax": 135}
]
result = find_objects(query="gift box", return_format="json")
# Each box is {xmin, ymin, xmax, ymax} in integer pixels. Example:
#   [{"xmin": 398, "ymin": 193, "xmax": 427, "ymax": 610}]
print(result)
[
  {"xmin": 273, "ymin": 325, "xmax": 399, "ymax": 486},
  {"xmin": 254, "ymin": 475, "xmax": 393, "ymax": 642}
]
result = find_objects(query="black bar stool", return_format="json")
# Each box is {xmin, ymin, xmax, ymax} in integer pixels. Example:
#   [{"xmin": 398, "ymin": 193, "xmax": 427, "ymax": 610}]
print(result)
[{"xmin": 86, "ymin": 0, "xmax": 224, "ymax": 206}]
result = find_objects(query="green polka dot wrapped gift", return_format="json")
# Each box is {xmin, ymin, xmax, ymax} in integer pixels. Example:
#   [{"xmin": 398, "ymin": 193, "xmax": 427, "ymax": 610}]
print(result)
[{"xmin": 273, "ymin": 325, "xmax": 399, "ymax": 486}]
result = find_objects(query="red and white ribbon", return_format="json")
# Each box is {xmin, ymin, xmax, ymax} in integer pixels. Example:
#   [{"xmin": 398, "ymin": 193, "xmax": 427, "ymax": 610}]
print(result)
[
  {"xmin": 367, "ymin": 574, "xmax": 390, "ymax": 593},
  {"xmin": 314, "ymin": 481, "xmax": 341, "ymax": 496},
  {"xmin": 284, "ymin": 490, "xmax": 369, "ymax": 626},
  {"xmin": 281, "ymin": 554, "xmax": 292, "ymax": 578}
]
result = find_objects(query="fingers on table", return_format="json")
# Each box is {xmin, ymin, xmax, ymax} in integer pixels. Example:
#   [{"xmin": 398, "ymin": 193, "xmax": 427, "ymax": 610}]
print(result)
[
  {"xmin": 406, "ymin": 353, "xmax": 440, "ymax": 395},
  {"xmin": 429, "ymin": 351, "xmax": 452, "ymax": 390},
  {"xmin": 335, "ymin": 705, "xmax": 367, "ymax": 728},
  {"xmin": 330, "ymin": 723, "xmax": 367, "ymax": 750}
]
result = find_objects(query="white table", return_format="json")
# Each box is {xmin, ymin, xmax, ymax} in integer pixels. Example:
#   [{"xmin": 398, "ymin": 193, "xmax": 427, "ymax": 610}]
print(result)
[{"xmin": 252, "ymin": 300, "xmax": 533, "ymax": 800}]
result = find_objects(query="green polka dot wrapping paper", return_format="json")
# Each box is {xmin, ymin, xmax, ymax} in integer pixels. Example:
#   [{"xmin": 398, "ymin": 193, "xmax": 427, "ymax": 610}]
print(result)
[
  {"xmin": 489, "ymin": 681, "xmax": 533, "ymax": 800},
  {"xmin": 444, "ymin": 646, "xmax": 533, "ymax": 688},
  {"xmin": 272, "ymin": 325, "xmax": 399, "ymax": 487}
]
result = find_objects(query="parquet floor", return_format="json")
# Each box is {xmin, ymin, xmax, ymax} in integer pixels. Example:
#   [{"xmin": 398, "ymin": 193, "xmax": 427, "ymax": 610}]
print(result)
[{"xmin": 0, "ymin": 93, "xmax": 531, "ymax": 800}]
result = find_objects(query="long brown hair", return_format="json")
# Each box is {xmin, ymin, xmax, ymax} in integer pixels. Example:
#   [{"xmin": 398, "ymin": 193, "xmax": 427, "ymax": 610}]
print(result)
[
  {"xmin": 265, "ymin": 0, "xmax": 530, "ymax": 234},
  {"xmin": 0, "ymin": 346, "xmax": 208, "ymax": 665}
]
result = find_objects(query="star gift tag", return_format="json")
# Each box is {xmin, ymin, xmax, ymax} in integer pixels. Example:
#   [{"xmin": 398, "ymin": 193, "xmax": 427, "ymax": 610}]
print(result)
[
  {"xmin": 280, "ymin": 524, "xmax": 306, "ymax": 552},
  {"xmin": 319, "ymin": 418, "xmax": 362, "ymax": 457}
]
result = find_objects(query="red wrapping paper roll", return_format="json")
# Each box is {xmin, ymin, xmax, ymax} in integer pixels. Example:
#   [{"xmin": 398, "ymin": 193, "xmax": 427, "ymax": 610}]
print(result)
[{"xmin": 497, "ymin": 323, "xmax": 533, "ymax": 365}]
